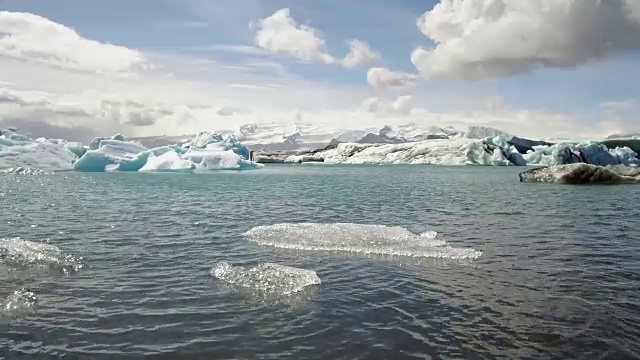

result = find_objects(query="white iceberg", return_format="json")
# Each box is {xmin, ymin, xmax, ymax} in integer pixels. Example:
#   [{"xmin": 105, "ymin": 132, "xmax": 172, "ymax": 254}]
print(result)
[
  {"xmin": 519, "ymin": 164, "xmax": 640, "ymax": 184},
  {"xmin": 211, "ymin": 262, "xmax": 321, "ymax": 295},
  {"xmin": 139, "ymin": 150, "xmax": 195, "ymax": 172},
  {"xmin": 316, "ymin": 137, "xmax": 514, "ymax": 166},
  {"xmin": 310, "ymin": 135, "xmax": 640, "ymax": 167},
  {"xmin": 244, "ymin": 223, "xmax": 482, "ymax": 260},
  {"xmin": 0, "ymin": 129, "xmax": 79, "ymax": 171}
]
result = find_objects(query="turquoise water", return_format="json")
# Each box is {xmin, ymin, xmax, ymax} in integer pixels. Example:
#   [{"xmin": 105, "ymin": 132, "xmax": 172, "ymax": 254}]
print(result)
[{"xmin": 2, "ymin": 165, "xmax": 640, "ymax": 359}]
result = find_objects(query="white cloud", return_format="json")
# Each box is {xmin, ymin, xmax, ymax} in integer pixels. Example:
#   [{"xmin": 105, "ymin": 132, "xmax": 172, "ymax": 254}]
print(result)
[
  {"xmin": 254, "ymin": 8, "xmax": 380, "ymax": 69},
  {"xmin": 413, "ymin": 0, "xmax": 640, "ymax": 79},
  {"xmin": 0, "ymin": 10, "xmax": 635, "ymax": 142},
  {"xmin": 210, "ymin": 44, "xmax": 266, "ymax": 55},
  {"xmin": 392, "ymin": 95, "xmax": 414, "ymax": 115},
  {"xmin": 361, "ymin": 95, "xmax": 414, "ymax": 116},
  {"xmin": 367, "ymin": 67, "xmax": 418, "ymax": 89},
  {"xmin": 342, "ymin": 39, "xmax": 381, "ymax": 69},
  {"xmin": 254, "ymin": 8, "xmax": 337, "ymax": 65},
  {"xmin": 626, "ymin": 0, "xmax": 640, "ymax": 24},
  {"xmin": 0, "ymin": 11, "xmax": 147, "ymax": 76}
]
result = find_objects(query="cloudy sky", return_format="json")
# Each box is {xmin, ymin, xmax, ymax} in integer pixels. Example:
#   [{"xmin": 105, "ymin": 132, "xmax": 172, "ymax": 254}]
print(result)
[{"xmin": 0, "ymin": 0, "xmax": 639, "ymax": 141}]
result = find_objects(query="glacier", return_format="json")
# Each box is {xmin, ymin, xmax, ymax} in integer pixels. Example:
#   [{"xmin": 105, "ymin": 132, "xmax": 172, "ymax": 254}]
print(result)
[{"xmin": 0, "ymin": 129, "xmax": 262, "ymax": 172}]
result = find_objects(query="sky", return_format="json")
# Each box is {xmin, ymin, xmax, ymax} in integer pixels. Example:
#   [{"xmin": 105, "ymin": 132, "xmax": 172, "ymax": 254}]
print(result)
[{"xmin": 0, "ymin": 0, "xmax": 639, "ymax": 141}]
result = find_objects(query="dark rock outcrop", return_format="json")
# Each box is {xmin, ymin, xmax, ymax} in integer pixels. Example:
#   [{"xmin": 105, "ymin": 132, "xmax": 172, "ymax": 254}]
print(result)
[{"xmin": 519, "ymin": 164, "xmax": 640, "ymax": 184}]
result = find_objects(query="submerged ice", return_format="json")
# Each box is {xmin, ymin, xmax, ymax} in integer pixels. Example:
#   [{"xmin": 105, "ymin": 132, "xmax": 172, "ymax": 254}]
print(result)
[
  {"xmin": 244, "ymin": 223, "xmax": 482, "ymax": 260},
  {"xmin": 211, "ymin": 262, "xmax": 321, "ymax": 295},
  {"xmin": 0, "ymin": 238, "xmax": 84, "ymax": 274}
]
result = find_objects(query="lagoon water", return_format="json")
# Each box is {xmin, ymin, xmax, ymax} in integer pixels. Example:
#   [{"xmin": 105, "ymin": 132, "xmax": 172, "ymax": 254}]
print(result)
[{"xmin": 1, "ymin": 165, "xmax": 640, "ymax": 359}]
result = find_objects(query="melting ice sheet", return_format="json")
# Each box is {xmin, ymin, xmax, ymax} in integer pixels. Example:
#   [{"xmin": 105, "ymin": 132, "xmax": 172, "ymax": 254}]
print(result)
[
  {"xmin": 0, "ymin": 238, "xmax": 84, "ymax": 274},
  {"xmin": 1, "ymin": 289, "xmax": 37, "ymax": 318},
  {"xmin": 244, "ymin": 223, "xmax": 482, "ymax": 260},
  {"xmin": 211, "ymin": 262, "xmax": 321, "ymax": 296}
]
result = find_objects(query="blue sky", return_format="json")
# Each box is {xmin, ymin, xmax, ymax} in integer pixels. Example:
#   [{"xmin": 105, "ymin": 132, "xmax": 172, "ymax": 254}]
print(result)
[{"xmin": 0, "ymin": 0, "xmax": 639, "ymax": 139}]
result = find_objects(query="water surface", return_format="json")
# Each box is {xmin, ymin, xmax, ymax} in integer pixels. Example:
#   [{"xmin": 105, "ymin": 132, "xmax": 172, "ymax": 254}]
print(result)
[{"xmin": 2, "ymin": 165, "xmax": 639, "ymax": 359}]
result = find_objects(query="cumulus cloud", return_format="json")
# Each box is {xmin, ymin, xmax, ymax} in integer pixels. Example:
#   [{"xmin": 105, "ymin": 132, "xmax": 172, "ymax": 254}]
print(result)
[
  {"xmin": 412, "ymin": 0, "xmax": 640, "ymax": 79},
  {"xmin": 0, "ymin": 11, "xmax": 147, "ymax": 76},
  {"xmin": 254, "ymin": 8, "xmax": 380, "ymax": 68},
  {"xmin": 367, "ymin": 67, "xmax": 418, "ymax": 89},
  {"xmin": 343, "ymin": 39, "xmax": 381, "ymax": 68},
  {"xmin": 361, "ymin": 95, "xmax": 415, "ymax": 116},
  {"xmin": 255, "ymin": 8, "xmax": 337, "ymax": 64}
]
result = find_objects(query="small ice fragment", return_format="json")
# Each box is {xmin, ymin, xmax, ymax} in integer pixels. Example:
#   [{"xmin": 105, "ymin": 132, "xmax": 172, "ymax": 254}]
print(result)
[
  {"xmin": 211, "ymin": 262, "xmax": 321, "ymax": 295},
  {"xmin": 2, "ymin": 289, "xmax": 37, "ymax": 317}
]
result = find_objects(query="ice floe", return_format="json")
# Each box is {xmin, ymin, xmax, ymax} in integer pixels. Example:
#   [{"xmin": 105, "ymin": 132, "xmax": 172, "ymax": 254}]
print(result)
[
  {"xmin": 0, "ymin": 238, "xmax": 84, "ymax": 274},
  {"xmin": 519, "ymin": 164, "xmax": 640, "ymax": 184},
  {"xmin": 211, "ymin": 262, "xmax": 321, "ymax": 295},
  {"xmin": 244, "ymin": 223, "xmax": 481, "ymax": 260}
]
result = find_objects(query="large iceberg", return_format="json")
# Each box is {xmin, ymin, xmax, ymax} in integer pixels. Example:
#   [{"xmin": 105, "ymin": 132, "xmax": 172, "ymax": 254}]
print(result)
[
  {"xmin": 74, "ymin": 131, "xmax": 262, "ymax": 172},
  {"xmin": 305, "ymin": 135, "xmax": 640, "ymax": 167},
  {"xmin": 0, "ymin": 129, "xmax": 262, "ymax": 172},
  {"xmin": 315, "ymin": 137, "xmax": 519, "ymax": 166},
  {"xmin": 0, "ymin": 129, "xmax": 78, "ymax": 171}
]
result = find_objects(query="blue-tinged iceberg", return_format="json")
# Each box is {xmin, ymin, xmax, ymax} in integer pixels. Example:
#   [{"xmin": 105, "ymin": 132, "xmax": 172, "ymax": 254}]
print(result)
[
  {"xmin": 73, "ymin": 132, "xmax": 262, "ymax": 172},
  {"xmin": 0, "ymin": 129, "xmax": 78, "ymax": 171},
  {"xmin": 0, "ymin": 129, "xmax": 262, "ymax": 172}
]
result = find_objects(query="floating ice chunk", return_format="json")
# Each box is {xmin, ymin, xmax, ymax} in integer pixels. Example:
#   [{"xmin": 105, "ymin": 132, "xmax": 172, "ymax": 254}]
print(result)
[
  {"xmin": 64, "ymin": 142, "xmax": 87, "ymax": 158},
  {"xmin": 0, "ymin": 238, "xmax": 84, "ymax": 274},
  {"xmin": 0, "ymin": 167, "xmax": 50, "ymax": 175},
  {"xmin": 184, "ymin": 149, "xmax": 263, "ymax": 171},
  {"xmin": 283, "ymin": 155, "xmax": 324, "ymax": 164},
  {"xmin": 245, "ymin": 223, "xmax": 481, "ymax": 260},
  {"xmin": 519, "ymin": 164, "xmax": 640, "ymax": 184},
  {"xmin": 2, "ymin": 289, "xmax": 37, "ymax": 317},
  {"xmin": 139, "ymin": 151, "xmax": 195, "ymax": 172},
  {"xmin": 73, "ymin": 139, "xmax": 150, "ymax": 172},
  {"xmin": 182, "ymin": 131, "xmax": 251, "ymax": 160},
  {"xmin": 211, "ymin": 262, "xmax": 321, "ymax": 295}
]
